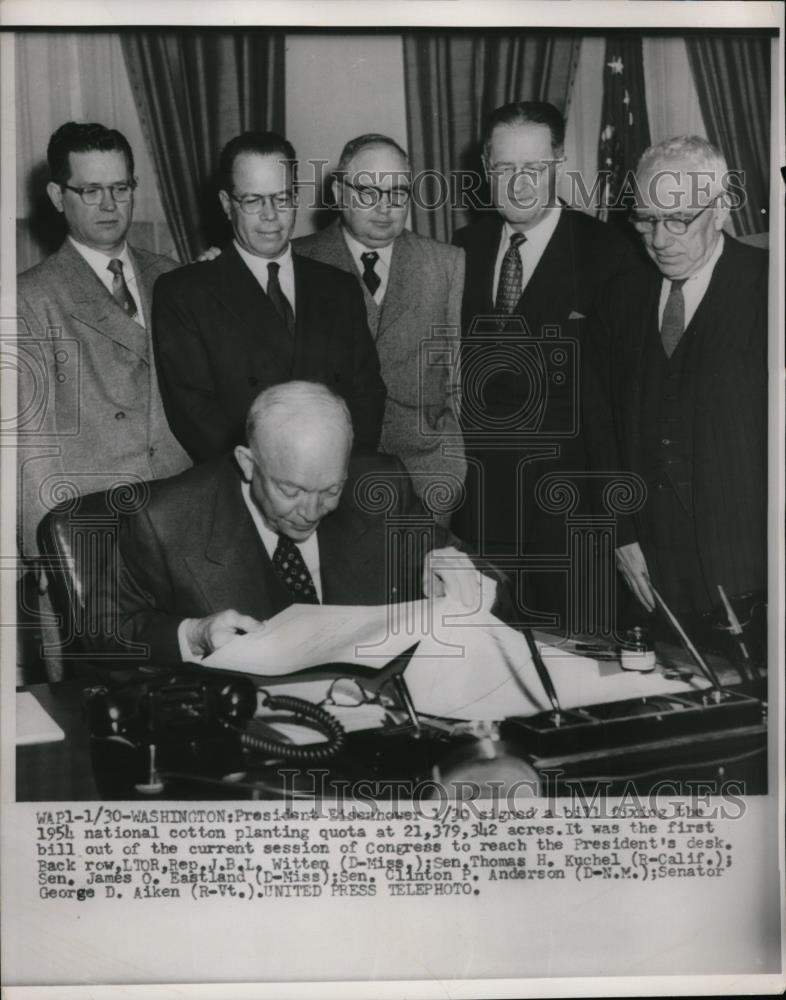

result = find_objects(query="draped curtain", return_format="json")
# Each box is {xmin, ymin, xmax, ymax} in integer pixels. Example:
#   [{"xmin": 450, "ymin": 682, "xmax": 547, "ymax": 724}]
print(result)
[
  {"xmin": 685, "ymin": 35, "xmax": 771, "ymax": 237},
  {"xmin": 402, "ymin": 32, "xmax": 581, "ymax": 241},
  {"xmin": 121, "ymin": 30, "xmax": 285, "ymax": 260}
]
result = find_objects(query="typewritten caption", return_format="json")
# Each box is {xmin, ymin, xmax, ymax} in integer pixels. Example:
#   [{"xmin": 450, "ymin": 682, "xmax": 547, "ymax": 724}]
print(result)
[{"xmin": 34, "ymin": 800, "xmax": 741, "ymax": 902}]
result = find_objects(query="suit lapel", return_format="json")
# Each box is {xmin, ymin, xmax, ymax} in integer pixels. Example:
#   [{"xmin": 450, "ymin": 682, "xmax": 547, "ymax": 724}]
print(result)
[
  {"xmin": 57, "ymin": 240, "xmax": 150, "ymax": 361},
  {"xmin": 517, "ymin": 210, "xmax": 576, "ymax": 322},
  {"xmin": 129, "ymin": 245, "xmax": 160, "ymax": 332},
  {"xmin": 377, "ymin": 233, "xmax": 414, "ymax": 338},
  {"xmin": 318, "ymin": 503, "xmax": 375, "ymax": 605},
  {"xmin": 184, "ymin": 464, "xmax": 288, "ymax": 620},
  {"xmin": 473, "ymin": 217, "xmax": 503, "ymax": 316},
  {"xmin": 315, "ymin": 221, "xmax": 382, "ymax": 335},
  {"xmin": 624, "ymin": 273, "xmax": 662, "ymax": 466}
]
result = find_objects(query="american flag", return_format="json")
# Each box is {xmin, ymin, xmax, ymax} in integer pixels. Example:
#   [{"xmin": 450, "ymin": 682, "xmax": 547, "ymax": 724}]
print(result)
[{"xmin": 597, "ymin": 35, "xmax": 652, "ymax": 224}]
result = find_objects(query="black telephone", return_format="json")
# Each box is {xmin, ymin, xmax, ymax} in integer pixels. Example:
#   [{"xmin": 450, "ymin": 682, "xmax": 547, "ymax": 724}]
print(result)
[{"xmin": 86, "ymin": 669, "xmax": 347, "ymax": 797}]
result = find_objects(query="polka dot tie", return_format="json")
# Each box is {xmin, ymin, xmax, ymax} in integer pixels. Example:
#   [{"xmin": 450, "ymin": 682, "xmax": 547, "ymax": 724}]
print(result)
[
  {"xmin": 494, "ymin": 232, "xmax": 527, "ymax": 314},
  {"xmin": 272, "ymin": 533, "xmax": 319, "ymax": 604},
  {"xmin": 360, "ymin": 251, "xmax": 381, "ymax": 296}
]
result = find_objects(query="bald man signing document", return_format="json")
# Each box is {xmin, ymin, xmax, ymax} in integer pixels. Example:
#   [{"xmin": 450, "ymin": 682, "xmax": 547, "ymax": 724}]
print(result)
[{"xmin": 111, "ymin": 381, "xmax": 498, "ymax": 667}]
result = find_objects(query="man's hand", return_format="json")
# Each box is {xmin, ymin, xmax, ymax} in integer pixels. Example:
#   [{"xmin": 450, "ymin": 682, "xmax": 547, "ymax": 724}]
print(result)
[
  {"xmin": 195, "ymin": 245, "xmax": 221, "ymax": 263},
  {"xmin": 423, "ymin": 546, "xmax": 497, "ymax": 612},
  {"xmin": 615, "ymin": 541, "xmax": 655, "ymax": 612},
  {"xmin": 184, "ymin": 609, "xmax": 264, "ymax": 658}
]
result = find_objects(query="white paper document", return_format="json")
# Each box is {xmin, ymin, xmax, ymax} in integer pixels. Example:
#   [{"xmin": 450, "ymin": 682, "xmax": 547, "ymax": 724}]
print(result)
[{"xmin": 203, "ymin": 598, "xmax": 708, "ymax": 721}]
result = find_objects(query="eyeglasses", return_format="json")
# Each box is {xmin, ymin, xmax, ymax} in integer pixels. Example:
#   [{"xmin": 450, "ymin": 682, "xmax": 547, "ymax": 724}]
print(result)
[
  {"xmin": 230, "ymin": 192, "xmax": 296, "ymax": 215},
  {"xmin": 341, "ymin": 180, "xmax": 411, "ymax": 209},
  {"xmin": 489, "ymin": 159, "xmax": 565, "ymax": 180},
  {"xmin": 62, "ymin": 181, "xmax": 136, "ymax": 205},
  {"xmin": 320, "ymin": 677, "xmax": 386, "ymax": 708},
  {"xmin": 631, "ymin": 201, "xmax": 715, "ymax": 235}
]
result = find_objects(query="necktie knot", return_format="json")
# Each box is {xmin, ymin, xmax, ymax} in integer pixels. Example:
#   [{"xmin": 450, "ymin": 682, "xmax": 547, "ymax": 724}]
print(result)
[
  {"xmin": 267, "ymin": 261, "xmax": 280, "ymax": 278},
  {"xmin": 509, "ymin": 233, "xmax": 527, "ymax": 250},
  {"xmin": 107, "ymin": 258, "xmax": 138, "ymax": 320},
  {"xmin": 360, "ymin": 251, "xmax": 381, "ymax": 296},
  {"xmin": 670, "ymin": 278, "xmax": 687, "ymax": 292}
]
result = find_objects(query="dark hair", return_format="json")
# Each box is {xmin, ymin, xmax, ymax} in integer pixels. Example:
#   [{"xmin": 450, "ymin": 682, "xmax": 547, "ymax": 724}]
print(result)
[
  {"xmin": 336, "ymin": 133, "xmax": 410, "ymax": 174},
  {"xmin": 482, "ymin": 101, "xmax": 566, "ymax": 161},
  {"xmin": 47, "ymin": 122, "xmax": 135, "ymax": 185},
  {"xmin": 218, "ymin": 131, "xmax": 297, "ymax": 192}
]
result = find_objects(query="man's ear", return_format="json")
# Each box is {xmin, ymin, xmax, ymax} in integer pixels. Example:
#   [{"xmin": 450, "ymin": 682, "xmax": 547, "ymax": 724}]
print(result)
[
  {"xmin": 712, "ymin": 192, "xmax": 731, "ymax": 231},
  {"xmin": 218, "ymin": 189, "xmax": 232, "ymax": 220},
  {"xmin": 234, "ymin": 444, "xmax": 254, "ymax": 482},
  {"xmin": 46, "ymin": 182, "xmax": 64, "ymax": 214}
]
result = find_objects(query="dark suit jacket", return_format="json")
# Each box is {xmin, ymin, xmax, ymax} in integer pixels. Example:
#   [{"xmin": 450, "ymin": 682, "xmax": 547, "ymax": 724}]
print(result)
[
  {"xmin": 151, "ymin": 244, "xmax": 387, "ymax": 460},
  {"xmin": 454, "ymin": 206, "xmax": 637, "ymax": 350},
  {"xmin": 294, "ymin": 221, "xmax": 466, "ymax": 513},
  {"xmin": 17, "ymin": 239, "xmax": 191, "ymax": 557},
  {"xmin": 113, "ymin": 454, "xmax": 450, "ymax": 665},
  {"xmin": 586, "ymin": 235, "xmax": 768, "ymax": 599},
  {"xmin": 451, "ymin": 208, "xmax": 638, "ymax": 558}
]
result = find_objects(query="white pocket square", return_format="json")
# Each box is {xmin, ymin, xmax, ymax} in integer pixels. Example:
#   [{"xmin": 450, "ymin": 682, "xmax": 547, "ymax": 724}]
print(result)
[{"xmin": 568, "ymin": 310, "xmax": 586, "ymax": 320}]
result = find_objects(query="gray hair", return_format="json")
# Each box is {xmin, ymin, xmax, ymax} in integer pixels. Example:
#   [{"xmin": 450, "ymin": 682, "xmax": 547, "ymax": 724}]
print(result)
[
  {"xmin": 636, "ymin": 135, "xmax": 729, "ymax": 197},
  {"xmin": 246, "ymin": 381, "xmax": 353, "ymax": 452}
]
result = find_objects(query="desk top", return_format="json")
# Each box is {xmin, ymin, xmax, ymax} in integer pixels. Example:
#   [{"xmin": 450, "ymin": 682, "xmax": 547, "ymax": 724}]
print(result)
[{"xmin": 16, "ymin": 635, "xmax": 767, "ymax": 802}]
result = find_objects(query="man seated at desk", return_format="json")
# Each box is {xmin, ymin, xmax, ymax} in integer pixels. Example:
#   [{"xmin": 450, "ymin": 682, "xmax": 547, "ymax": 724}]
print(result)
[{"xmin": 111, "ymin": 380, "xmax": 499, "ymax": 666}]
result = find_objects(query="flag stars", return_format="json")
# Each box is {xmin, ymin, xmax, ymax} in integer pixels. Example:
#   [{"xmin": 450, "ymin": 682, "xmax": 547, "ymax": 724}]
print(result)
[{"xmin": 607, "ymin": 56, "xmax": 624, "ymax": 74}]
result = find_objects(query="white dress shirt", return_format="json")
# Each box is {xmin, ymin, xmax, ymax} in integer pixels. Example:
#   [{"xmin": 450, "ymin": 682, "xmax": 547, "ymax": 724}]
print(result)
[
  {"xmin": 234, "ymin": 240, "xmax": 296, "ymax": 316},
  {"xmin": 492, "ymin": 207, "xmax": 562, "ymax": 306},
  {"xmin": 342, "ymin": 227, "xmax": 393, "ymax": 304},
  {"xmin": 178, "ymin": 481, "xmax": 322, "ymax": 662},
  {"xmin": 657, "ymin": 233, "xmax": 725, "ymax": 329},
  {"xmin": 69, "ymin": 237, "xmax": 145, "ymax": 328}
]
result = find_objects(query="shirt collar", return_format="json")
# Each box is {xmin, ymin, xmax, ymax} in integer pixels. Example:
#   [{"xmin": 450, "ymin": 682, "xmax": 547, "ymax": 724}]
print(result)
[
  {"xmin": 234, "ymin": 239, "xmax": 294, "ymax": 282},
  {"xmin": 673, "ymin": 232, "xmax": 725, "ymax": 286},
  {"xmin": 341, "ymin": 226, "xmax": 394, "ymax": 270},
  {"xmin": 69, "ymin": 236, "xmax": 131, "ymax": 273},
  {"xmin": 240, "ymin": 480, "xmax": 280, "ymax": 551},
  {"xmin": 503, "ymin": 204, "xmax": 562, "ymax": 253}
]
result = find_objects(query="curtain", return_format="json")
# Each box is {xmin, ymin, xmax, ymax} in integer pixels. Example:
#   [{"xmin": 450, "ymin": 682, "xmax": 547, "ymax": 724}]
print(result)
[
  {"xmin": 402, "ymin": 31, "xmax": 581, "ymax": 241},
  {"xmin": 16, "ymin": 32, "xmax": 175, "ymax": 272},
  {"xmin": 685, "ymin": 35, "xmax": 771, "ymax": 237},
  {"xmin": 122, "ymin": 30, "xmax": 285, "ymax": 260}
]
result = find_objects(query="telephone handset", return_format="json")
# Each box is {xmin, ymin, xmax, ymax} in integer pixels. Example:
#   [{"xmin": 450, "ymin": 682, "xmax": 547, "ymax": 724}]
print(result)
[{"xmin": 86, "ymin": 669, "xmax": 346, "ymax": 796}]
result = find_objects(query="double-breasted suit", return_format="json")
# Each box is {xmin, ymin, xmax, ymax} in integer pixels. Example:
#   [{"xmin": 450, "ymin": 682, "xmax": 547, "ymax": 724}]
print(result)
[
  {"xmin": 294, "ymin": 222, "xmax": 466, "ymax": 517},
  {"xmin": 151, "ymin": 244, "xmax": 387, "ymax": 461},
  {"xmin": 16, "ymin": 239, "xmax": 190, "ymax": 558}
]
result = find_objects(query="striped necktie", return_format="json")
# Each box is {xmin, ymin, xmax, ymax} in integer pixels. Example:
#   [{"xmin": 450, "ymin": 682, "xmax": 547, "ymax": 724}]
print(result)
[{"xmin": 107, "ymin": 258, "xmax": 138, "ymax": 320}]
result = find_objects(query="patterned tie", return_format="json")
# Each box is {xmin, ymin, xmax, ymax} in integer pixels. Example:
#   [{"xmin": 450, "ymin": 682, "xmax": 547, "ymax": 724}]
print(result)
[
  {"xmin": 107, "ymin": 259, "xmax": 138, "ymax": 320},
  {"xmin": 494, "ymin": 233, "xmax": 527, "ymax": 314},
  {"xmin": 266, "ymin": 262, "xmax": 295, "ymax": 334},
  {"xmin": 660, "ymin": 278, "xmax": 688, "ymax": 357},
  {"xmin": 272, "ymin": 533, "xmax": 319, "ymax": 604},
  {"xmin": 360, "ymin": 251, "xmax": 381, "ymax": 296}
]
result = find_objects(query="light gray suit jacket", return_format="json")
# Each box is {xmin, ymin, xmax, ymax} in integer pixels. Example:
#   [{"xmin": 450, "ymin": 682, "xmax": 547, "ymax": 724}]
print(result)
[
  {"xmin": 294, "ymin": 221, "xmax": 466, "ymax": 517},
  {"xmin": 16, "ymin": 239, "xmax": 191, "ymax": 557}
]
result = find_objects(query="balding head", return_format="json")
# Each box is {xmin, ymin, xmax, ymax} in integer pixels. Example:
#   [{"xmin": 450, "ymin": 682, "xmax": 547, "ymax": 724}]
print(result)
[{"xmin": 235, "ymin": 382, "xmax": 353, "ymax": 541}]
